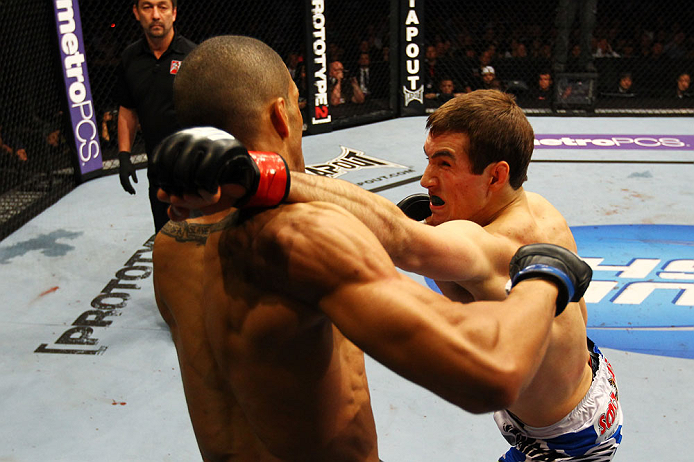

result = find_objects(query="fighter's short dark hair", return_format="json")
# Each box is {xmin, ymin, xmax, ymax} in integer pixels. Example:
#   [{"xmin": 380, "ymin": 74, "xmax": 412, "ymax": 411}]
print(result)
[{"xmin": 173, "ymin": 35, "xmax": 290, "ymax": 146}]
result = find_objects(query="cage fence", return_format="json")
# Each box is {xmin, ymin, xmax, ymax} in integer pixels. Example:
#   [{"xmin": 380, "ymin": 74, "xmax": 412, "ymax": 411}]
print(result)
[{"xmin": 0, "ymin": 0, "xmax": 692, "ymax": 241}]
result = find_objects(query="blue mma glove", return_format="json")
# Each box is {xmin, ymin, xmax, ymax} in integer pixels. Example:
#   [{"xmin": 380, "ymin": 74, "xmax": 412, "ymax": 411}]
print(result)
[{"xmin": 509, "ymin": 243, "xmax": 593, "ymax": 316}]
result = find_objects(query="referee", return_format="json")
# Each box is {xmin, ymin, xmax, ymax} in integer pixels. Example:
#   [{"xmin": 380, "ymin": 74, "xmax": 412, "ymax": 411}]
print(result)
[{"xmin": 115, "ymin": 0, "xmax": 195, "ymax": 233}]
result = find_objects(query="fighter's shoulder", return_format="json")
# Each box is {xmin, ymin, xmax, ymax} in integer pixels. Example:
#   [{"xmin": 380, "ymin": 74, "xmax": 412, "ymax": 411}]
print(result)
[
  {"xmin": 253, "ymin": 202, "xmax": 353, "ymax": 227},
  {"xmin": 526, "ymin": 191, "xmax": 564, "ymax": 217}
]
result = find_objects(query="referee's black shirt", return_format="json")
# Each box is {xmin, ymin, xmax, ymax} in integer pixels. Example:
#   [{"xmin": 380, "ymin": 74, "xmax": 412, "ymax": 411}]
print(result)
[{"xmin": 115, "ymin": 31, "xmax": 196, "ymax": 160}]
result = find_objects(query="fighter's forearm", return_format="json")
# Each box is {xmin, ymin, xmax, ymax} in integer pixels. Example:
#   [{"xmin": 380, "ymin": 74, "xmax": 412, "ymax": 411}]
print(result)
[
  {"xmin": 289, "ymin": 172, "xmax": 410, "ymax": 256},
  {"xmin": 319, "ymin": 276, "xmax": 557, "ymax": 414}
]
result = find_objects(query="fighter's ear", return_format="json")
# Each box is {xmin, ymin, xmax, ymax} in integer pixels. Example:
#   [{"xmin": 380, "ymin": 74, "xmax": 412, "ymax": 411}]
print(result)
[
  {"xmin": 270, "ymin": 97, "xmax": 290, "ymax": 140},
  {"xmin": 132, "ymin": 3, "xmax": 140, "ymax": 20},
  {"xmin": 487, "ymin": 161, "xmax": 510, "ymax": 190}
]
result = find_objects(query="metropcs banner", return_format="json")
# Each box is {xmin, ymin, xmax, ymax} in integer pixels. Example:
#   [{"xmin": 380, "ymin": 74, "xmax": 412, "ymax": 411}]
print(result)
[
  {"xmin": 534, "ymin": 135, "xmax": 694, "ymax": 150},
  {"xmin": 52, "ymin": 0, "xmax": 103, "ymax": 178}
]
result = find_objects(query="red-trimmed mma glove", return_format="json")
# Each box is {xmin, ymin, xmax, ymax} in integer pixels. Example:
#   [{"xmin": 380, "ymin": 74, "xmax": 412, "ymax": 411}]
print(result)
[
  {"xmin": 396, "ymin": 193, "xmax": 432, "ymax": 221},
  {"xmin": 509, "ymin": 243, "xmax": 593, "ymax": 317},
  {"xmin": 151, "ymin": 126, "xmax": 290, "ymax": 208}
]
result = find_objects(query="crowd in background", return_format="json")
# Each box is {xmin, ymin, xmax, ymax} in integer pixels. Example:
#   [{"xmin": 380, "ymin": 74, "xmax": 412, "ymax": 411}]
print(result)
[{"xmin": 4, "ymin": 0, "xmax": 694, "ymax": 185}]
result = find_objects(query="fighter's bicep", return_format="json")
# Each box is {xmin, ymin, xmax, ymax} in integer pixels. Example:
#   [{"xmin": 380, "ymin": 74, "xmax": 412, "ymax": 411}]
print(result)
[{"xmin": 397, "ymin": 220, "xmax": 497, "ymax": 282}]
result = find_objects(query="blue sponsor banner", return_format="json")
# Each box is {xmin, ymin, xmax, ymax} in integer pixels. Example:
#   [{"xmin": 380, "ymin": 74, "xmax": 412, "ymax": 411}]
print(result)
[
  {"xmin": 52, "ymin": 0, "xmax": 103, "ymax": 178},
  {"xmin": 576, "ymin": 224, "xmax": 694, "ymax": 359},
  {"xmin": 425, "ymin": 225, "xmax": 694, "ymax": 359}
]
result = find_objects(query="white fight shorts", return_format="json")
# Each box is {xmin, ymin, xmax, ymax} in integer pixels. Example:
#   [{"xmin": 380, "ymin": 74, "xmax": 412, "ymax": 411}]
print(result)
[{"xmin": 494, "ymin": 341, "xmax": 623, "ymax": 461}]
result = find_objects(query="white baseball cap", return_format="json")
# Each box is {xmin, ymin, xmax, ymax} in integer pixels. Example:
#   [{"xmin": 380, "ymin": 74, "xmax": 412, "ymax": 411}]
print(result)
[{"xmin": 481, "ymin": 66, "xmax": 495, "ymax": 75}]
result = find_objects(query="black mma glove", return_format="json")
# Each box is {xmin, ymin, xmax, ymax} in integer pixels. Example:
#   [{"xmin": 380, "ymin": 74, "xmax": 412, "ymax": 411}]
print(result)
[
  {"xmin": 396, "ymin": 193, "xmax": 432, "ymax": 221},
  {"xmin": 118, "ymin": 150, "xmax": 138, "ymax": 195},
  {"xmin": 509, "ymin": 243, "xmax": 593, "ymax": 317},
  {"xmin": 151, "ymin": 127, "xmax": 290, "ymax": 208}
]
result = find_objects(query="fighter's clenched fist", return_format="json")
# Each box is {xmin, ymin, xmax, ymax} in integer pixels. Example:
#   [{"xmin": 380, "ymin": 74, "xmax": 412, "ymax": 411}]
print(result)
[{"xmin": 151, "ymin": 126, "xmax": 290, "ymax": 210}]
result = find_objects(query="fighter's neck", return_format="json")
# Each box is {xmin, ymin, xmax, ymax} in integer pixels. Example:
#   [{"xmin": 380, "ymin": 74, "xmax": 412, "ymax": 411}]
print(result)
[{"xmin": 476, "ymin": 187, "xmax": 526, "ymax": 227}]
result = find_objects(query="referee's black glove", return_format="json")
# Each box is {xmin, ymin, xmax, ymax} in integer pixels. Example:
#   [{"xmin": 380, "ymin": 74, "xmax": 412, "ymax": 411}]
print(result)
[{"xmin": 118, "ymin": 151, "xmax": 138, "ymax": 195}]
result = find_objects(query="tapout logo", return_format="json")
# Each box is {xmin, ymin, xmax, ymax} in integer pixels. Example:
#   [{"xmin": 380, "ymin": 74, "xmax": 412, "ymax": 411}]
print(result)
[
  {"xmin": 54, "ymin": 0, "xmax": 101, "ymax": 171},
  {"xmin": 402, "ymin": 0, "xmax": 423, "ymax": 106},
  {"xmin": 310, "ymin": 0, "xmax": 330, "ymax": 125},
  {"xmin": 305, "ymin": 147, "xmax": 408, "ymax": 178}
]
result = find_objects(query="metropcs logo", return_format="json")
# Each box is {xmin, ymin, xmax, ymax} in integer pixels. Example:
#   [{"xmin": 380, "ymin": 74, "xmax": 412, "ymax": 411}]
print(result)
[
  {"xmin": 54, "ymin": 0, "xmax": 101, "ymax": 168},
  {"xmin": 534, "ymin": 135, "xmax": 693, "ymax": 150}
]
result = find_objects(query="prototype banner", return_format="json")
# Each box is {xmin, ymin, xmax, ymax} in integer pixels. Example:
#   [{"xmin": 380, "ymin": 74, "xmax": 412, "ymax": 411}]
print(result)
[
  {"xmin": 304, "ymin": 0, "xmax": 332, "ymax": 134},
  {"xmin": 52, "ymin": 0, "xmax": 103, "ymax": 179}
]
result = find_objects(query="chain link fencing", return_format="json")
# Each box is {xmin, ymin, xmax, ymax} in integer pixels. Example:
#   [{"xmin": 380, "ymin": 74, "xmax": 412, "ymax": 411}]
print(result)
[
  {"xmin": 1, "ymin": 0, "xmax": 692, "ymax": 240},
  {"xmin": 0, "ymin": 0, "xmax": 77, "ymax": 241},
  {"xmin": 424, "ymin": 0, "xmax": 693, "ymax": 114}
]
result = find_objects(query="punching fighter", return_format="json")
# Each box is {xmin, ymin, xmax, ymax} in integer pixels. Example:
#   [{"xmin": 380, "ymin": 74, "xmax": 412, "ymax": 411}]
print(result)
[
  {"xmin": 150, "ymin": 36, "xmax": 595, "ymax": 461},
  {"xmin": 155, "ymin": 90, "xmax": 622, "ymax": 461}
]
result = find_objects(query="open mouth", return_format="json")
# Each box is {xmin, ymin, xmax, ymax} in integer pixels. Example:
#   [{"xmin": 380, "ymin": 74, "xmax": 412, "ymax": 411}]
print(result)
[{"xmin": 430, "ymin": 195, "xmax": 445, "ymax": 206}]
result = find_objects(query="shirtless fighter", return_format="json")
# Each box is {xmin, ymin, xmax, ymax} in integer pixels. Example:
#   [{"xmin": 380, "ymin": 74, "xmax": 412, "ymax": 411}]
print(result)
[
  {"xmin": 150, "ymin": 36, "xmax": 595, "ymax": 461},
  {"xmin": 155, "ymin": 90, "xmax": 621, "ymax": 461}
]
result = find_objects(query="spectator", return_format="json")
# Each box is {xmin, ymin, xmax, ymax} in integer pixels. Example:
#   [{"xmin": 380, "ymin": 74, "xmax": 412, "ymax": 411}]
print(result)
[
  {"xmin": 638, "ymin": 31, "xmax": 654, "ymax": 58},
  {"xmin": 616, "ymin": 72, "xmax": 636, "ymax": 96},
  {"xmin": 618, "ymin": 40, "xmax": 636, "ymax": 58},
  {"xmin": 0, "ymin": 123, "xmax": 28, "ymax": 163},
  {"xmin": 468, "ymin": 50, "xmax": 491, "ymax": 91},
  {"xmin": 650, "ymin": 41, "xmax": 666, "ymax": 61},
  {"xmin": 528, "ymin": 70, "xmax": 554, "ymax": 104},
  {"xmin": 593, "ymin": 37, "xmax": 620, "ymax": 58},
  {"xmin": 423, "ymin": 45, "xmax": 443, "ymax": 96},
  {"xmin": 295, "ymin": 62, "xmax": 308, "ymax": 110},
  {"xmin": 479, "ymin": 66, "xmax": 504, "ymax": 91},
  {"xmin": 424, "ymin": 76, "xmax": 464, "ymax": 107},
  {"xmin": 603, "ymin": 71, "xmax": 636, "ymax": 98},
  {"xmin": 0, "ymin": 122, "xmax": 28, "ymax": 195},
  {"xmin": 355, "ymin": 51, "xmax": 373, "ymax": 97},
  {"xmin": 664, "ymin": 32, "xmax": 687, "ymax": 60},
  {"xmin": 328, "ymin": 60, "xmax": 365, "ymax": 106},
  {"xmin": 285, "ymin": 51, "xmax": 301, "ymax": 81},
  {"xmin": 674, "ymin": 72, "xmax": 692, "ymax": 98}
]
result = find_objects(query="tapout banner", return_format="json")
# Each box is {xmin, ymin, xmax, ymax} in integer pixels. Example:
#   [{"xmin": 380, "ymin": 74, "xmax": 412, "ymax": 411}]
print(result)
[
  {"xmin": 399, "ymin": 0, "xmax": 424, "ymax": 115},
  {"xmin": 52, "ymin": 0, "xmax": 103, "ymax": 179}
]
